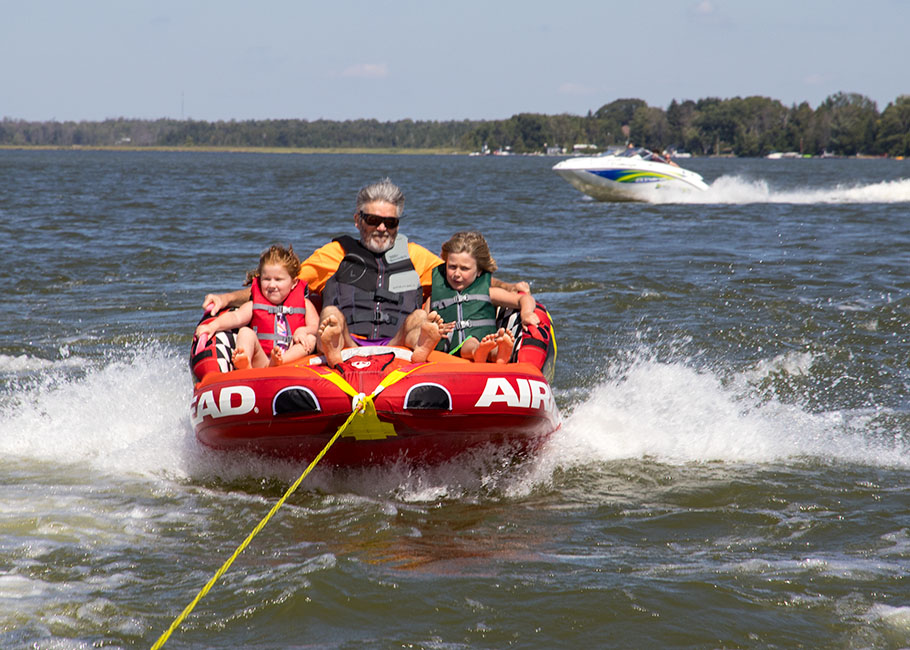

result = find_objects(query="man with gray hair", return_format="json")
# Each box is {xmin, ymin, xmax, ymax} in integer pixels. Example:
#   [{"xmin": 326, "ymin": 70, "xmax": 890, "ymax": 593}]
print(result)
[
  {"xmin": 203, "ymin": 178, "xmax": 448, "ymax": 367},
  {"xmin": 306, "ymin": 178, "xmax": 449, "ymax": 366}
]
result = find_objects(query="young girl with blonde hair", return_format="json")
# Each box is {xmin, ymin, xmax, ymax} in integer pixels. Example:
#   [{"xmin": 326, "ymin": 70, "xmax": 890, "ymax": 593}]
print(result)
[{"xmin": 430, "ymin": 231, "xmax": 538, "ymax": 363}]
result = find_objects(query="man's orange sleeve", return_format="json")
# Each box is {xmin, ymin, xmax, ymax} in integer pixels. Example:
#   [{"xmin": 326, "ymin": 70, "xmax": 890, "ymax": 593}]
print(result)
[
  {"xmin": 408, "ymin": 242, "xmax": 443, "ymax": 286},
  {"xmin": 298, "ymin": 241, "xmax": 345, "ymax": 293}
]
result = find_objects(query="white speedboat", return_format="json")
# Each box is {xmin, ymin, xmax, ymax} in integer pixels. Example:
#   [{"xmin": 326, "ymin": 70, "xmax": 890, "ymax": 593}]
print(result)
[{"xmin": 553, "ymin": 147, "xmax": 709, "ymax": 201}]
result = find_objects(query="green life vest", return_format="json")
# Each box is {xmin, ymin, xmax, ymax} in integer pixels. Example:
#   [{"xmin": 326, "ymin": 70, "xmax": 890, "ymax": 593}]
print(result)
[{"xmin": 430, "ymin": 266, "xmax": 496, "ymax": 353}]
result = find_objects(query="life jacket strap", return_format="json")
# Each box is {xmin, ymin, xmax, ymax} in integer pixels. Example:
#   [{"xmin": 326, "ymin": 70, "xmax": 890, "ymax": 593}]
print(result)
[
  {"xmin": 373, "ymin": 287, "xmax": 402, "ymax": 303},
  {"xmin": 455, "ymin": 318, "xmax": 496, "ymax": 330},
  {"xmin": 430, "ymin": 293, "xmax": 492, "ymax": 311},
  {"xmin": 252, "ymin": 301, "xmax": 307, "ymax": 316},
  {"xmin": 256, "ymin": 331, "xmax": 292, "ymax": 343},
  {"xmin": 347, "ymin": 307, "xmax": 399, "ymax": 326}
]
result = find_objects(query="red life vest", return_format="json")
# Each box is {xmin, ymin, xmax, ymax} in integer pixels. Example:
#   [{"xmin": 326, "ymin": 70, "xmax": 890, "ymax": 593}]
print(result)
[{"xmin": 250, "ymin": 278, "xmax": 309, "ymax": 356}]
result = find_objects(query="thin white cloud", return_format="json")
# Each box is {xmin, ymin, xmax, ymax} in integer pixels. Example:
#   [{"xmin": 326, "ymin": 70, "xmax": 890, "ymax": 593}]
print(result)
[
  {"xmin": 341, "ymin": 63, "xmax": 389, "ymax": 79},
  {"xmin": 694, "ymin": 1, "xmax": 714, "ymax": 14}
]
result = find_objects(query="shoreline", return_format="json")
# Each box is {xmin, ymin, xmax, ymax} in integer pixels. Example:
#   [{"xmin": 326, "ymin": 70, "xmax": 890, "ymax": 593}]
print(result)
[
  {"xmin": 0, "ymin": 144, "xmax": 469, "ymax": 155},
  {"xmin": 3, "ymin": 145, "xmax": 901, "ymax": 160}
]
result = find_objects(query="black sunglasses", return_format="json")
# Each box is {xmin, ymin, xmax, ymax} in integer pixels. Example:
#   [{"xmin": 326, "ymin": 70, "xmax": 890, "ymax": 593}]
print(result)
[{"xmin": 358, "ymin": 211, "xmax": 400, "ymax": 229}]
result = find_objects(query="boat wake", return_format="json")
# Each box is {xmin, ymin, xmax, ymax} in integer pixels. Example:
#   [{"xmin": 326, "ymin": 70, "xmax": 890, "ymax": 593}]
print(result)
[
  {"xmin": 1, "ymin": 345, "xmax": 907, "ymax": 499},
  {"xmin": 665, "ymin": 175, "xmax": 910, "ymax": 204}
]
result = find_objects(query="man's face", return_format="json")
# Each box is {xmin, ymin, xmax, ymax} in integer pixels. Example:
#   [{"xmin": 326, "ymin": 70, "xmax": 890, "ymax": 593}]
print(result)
[{"xmin": 355, "ymin": 200, "xmax": 400, "ymax": 253}]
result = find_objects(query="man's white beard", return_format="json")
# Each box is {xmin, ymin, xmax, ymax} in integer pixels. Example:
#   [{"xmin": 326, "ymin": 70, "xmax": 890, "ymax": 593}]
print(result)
[{"xmin": 362, "ymin": 231, "xmax": 395, "ymax": 254}]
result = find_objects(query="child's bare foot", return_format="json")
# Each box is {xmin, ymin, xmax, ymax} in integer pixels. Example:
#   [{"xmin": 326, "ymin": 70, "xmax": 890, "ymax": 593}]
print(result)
[
  {"xmin": 494, "ymin": 328, "xmax": 515, "ymax": 364},
  {"xmin": 474, "ymin": 333, "xmax": 497, "ymax": 363},
  {"xmin": 411, "ymin": 318, "xmax": 442, "ymax": 364},
  {"xmin": 319, "ymin": 315, "xmax": 344, "ymax": 368},
  {"xmin": 232, "ymin": 347, "xmax": 251, "ymax": 370},
  {"xmin": 269, "ymin": 347, "xmax": 284, "ymax": 367}
]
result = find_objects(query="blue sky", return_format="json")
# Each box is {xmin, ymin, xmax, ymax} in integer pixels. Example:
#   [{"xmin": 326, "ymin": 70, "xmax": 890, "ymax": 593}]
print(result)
[{"xmin": 2, "ymin": 0, "xmax": 907, "ymax": 122}]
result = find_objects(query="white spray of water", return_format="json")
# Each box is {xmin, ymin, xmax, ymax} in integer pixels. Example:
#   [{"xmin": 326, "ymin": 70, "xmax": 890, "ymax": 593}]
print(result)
[
  {"xmin": 1, "ymin": 346, "xmax": 906, "ymax": 495},
  {"xmin": 0, "ymin": 346, "xmax": 199, "ymax": 479},
  {"xmin": 649, "ymin": 176, "xmax": 910, "ymax": 204},
  {"xmin": 542, "ymin": 354, "xmax": 908, "ymax": 470}
]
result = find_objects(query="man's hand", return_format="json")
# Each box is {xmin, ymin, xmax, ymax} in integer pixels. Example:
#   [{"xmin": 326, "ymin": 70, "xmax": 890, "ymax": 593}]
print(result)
[
  {"xmin": 202, "ymin": 288, "xmax": 252, "ymax": 313},
  {"xmin": 293, "ymin": 330, "xmax": 317, "ymax": 354},
  {"xmin": 202, "ymin": 294, "xmax": 224, "ymax": 314}
]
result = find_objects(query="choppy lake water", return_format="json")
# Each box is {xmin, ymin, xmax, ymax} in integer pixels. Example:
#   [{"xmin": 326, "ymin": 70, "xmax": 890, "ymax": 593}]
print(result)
[{"xmin": 1, "ymin": 150, "xmax": 909, "ymax": 648}]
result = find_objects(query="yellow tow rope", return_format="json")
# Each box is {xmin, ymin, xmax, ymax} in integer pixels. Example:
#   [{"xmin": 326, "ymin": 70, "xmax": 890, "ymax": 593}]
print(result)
[{"xmin": 151, "ymin": 360, "xmax": 427, "ymax": 649}]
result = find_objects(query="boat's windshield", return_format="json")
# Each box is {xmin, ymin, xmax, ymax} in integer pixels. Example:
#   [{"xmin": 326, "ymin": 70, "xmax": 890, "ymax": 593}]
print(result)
[
  {"xmin": 616, "ymin": 147, "xmax": 652, "ymax": 159},
  {"xmin": 615, "ymin": 147, "xmax": 675, "ymax": 164}
]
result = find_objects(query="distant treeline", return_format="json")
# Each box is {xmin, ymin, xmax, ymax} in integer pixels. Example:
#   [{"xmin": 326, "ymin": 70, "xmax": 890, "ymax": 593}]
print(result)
[{"xmin": 3, "ymin": 92, "xmax": 909, "ymax": 157}]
